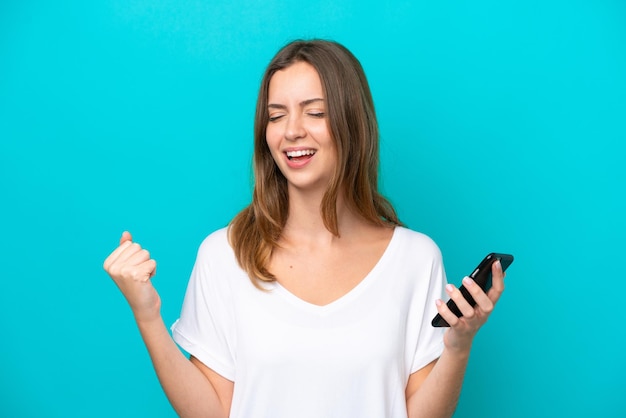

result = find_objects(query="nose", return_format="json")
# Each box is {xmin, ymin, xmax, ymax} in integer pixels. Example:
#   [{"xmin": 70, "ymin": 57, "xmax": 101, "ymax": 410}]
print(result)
[{"xmin": 284, "ymin": 114, "xmax": 306, "ymax": 141}]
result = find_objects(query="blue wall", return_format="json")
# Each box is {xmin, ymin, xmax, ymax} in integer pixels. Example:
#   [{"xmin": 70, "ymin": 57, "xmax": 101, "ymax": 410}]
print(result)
[{"xmin": 1, "ymin": 1, "xmax": 624, "ymax": 417}]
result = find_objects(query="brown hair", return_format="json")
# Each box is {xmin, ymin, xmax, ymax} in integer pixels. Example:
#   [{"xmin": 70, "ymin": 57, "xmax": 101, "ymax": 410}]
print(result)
[{"xmin": 229, "ymin": 39, "xmax": 401, "ymax": 286}]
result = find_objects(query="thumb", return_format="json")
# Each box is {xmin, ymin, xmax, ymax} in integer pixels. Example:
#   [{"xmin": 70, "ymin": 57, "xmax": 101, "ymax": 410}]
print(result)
[{"xmin": 120, "ymin": 231, "xmax": 133, "ymax": 245}]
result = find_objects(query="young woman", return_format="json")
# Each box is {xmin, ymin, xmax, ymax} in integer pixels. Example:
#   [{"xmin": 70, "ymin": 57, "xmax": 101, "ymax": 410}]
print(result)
[{"xmin": 103, "ymin": 40, "xmax": 505, "ymax": 418}]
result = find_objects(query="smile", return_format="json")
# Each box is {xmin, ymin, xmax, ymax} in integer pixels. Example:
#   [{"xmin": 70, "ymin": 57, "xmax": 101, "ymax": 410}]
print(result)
[{"xmin": 286, "ymin": 149, "xmax": 316, "ymax": 160}]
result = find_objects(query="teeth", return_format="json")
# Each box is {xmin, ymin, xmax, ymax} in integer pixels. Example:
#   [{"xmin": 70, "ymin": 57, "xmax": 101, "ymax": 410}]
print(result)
[{"xmin": 286, "ymin": 149, "xmax": 316, "ymax": 158}]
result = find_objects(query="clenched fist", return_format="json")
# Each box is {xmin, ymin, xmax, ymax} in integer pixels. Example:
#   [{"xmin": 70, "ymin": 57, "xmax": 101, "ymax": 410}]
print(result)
[{"xmin": 103, "ymin": 232, "xmax": 161, "ymax": 322}]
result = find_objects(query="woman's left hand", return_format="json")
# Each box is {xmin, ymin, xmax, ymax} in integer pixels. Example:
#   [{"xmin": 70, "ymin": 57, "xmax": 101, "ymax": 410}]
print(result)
[{"xmin": 436, "ymin": 260, "xmax": 506, "ymax": 353}]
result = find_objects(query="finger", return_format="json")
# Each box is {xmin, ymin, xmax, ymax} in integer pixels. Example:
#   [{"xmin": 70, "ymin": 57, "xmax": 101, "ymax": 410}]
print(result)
[
  {"xmin": 121, "ymin": 259, "xmax": 156, "ymax": 283},
  {"xmin": 462, "ymin": 277, "xmax": 494, "ymax": 315},
  {"xmin": 487, "ymin": 260, "xmax": 506, "ymax": 304},
  {"xmin": 435, "ymin": 299, "xmax": 460, "ymax": 327},
  {"xmin": 104, "ymin": 233, "xmax": 135, "ymax": 270},
  {"xmin": 115, "ymin": 242, "xmax": 144, "ymax": 264},
  {"xmin": 149, "ymin": 263, "xmax": 157, "ymax": 278},
  {"xmin": 105, "ymin": 244, "xmax": 144, "ymax": 274},
  {"xmin": 103, "ymin": 240, "xmax": 133, "ymax": 271},
  {"xmin": 120, "ymin": 231, "xmax": 133, "ymax": 246},
  {"xmin": 143, "ymin": 259, "xmax": 157, "ymax": 281},
  {"xmin": 445, "ymin": 283, "xmax": 476, "ymax": 320},
  {"xmin": 124, "ymin": 248, "xmax": 152, "ymax": 267}
]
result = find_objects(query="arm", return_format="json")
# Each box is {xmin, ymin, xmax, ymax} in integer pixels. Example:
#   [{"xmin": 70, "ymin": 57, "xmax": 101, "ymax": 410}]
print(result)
[
  {"xmin": 406, "ymin": 260, "xmax": 506, "ymax": 418},
  {"xmin": 103, "ymin": 232, "xmax": 233, "ymax": 418}
]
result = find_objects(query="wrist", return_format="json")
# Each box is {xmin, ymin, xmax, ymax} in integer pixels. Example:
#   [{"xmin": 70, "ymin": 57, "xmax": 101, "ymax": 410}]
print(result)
[
  {"xmin": 442, "ymin": 344, "xmax": 472, "ymax": 362},
  {"xmin": 126, "ymin": 294, "xmax": 162, "ymax": 324},
  {"xmin": 133, "ymin": 308, "xmax": 163, "ymax": 328}
]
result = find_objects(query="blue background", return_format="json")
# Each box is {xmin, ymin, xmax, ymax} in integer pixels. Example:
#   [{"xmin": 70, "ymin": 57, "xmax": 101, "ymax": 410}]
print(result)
[{"xmin": 1, "ymin": 0, "xmax": 624, "ymax": 417}]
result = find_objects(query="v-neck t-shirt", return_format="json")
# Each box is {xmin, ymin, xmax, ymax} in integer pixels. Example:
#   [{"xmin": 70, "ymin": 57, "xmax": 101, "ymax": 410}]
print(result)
[{"xmin": 171, "ymin": 226, "xmax": 447, "ymax": 418}]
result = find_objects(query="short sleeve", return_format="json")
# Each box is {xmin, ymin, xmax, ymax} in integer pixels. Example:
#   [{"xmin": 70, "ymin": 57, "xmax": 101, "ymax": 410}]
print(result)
[
  {"xmin": 409, "ymin": 241, "xmax": 447, "ymax": 373},
  {"xmin": 171, "ymin": 230, "xmax": 237, "ymax": 381}
]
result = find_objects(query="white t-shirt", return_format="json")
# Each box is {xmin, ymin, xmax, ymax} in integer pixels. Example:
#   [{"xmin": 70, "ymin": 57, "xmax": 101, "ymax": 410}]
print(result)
[{"xmin": 171, "ymin": 226, "xmax": 447, "ymax": 418}]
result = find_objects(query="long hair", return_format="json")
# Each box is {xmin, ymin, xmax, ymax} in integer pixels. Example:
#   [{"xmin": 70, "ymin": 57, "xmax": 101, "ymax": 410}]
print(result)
[{"xmin": 229, "ymin": 39, "xmax": 401, "ymax": 286}]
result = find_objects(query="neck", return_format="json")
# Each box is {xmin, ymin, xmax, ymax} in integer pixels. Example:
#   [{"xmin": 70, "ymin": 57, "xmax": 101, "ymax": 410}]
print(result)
[{"xmin": 281, "ymin": 185, "xmax": 359, "ymax": 246}]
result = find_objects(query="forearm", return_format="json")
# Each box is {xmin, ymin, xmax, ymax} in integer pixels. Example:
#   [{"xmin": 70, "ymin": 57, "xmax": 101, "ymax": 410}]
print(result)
[
  {"xmin": 406, "ymin": 348, "xmax": 470, "ymax": 418},
  {"xmin": 135, "ymin": 316, "xmax": 227, "ymax": 418}
]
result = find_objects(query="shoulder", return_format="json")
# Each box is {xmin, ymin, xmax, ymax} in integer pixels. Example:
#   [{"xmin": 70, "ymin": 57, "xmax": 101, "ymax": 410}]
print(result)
[
  {"xmin": 196, "ymin": 227, "xmax": 232, "ymax": 257},
  {"xmin": 190, "ymin": 227, "xmax": 249, "ymax": 289},
  {"xmin": 392, "ymin": 227, "xmax": 442, "ymax": 261},
  {"xmin": 193, "ymin": 227, "xmax": 240, "ymax": 273},
  {"xmin": 387, "ymin": 228, "xmax": 446, "ymax": 299}
]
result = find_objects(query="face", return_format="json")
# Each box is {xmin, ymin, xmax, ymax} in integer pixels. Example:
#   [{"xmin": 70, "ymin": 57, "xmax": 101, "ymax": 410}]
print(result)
[{"xmin": 266, "ymin": 61, "xmax": 337, "ymax": 195}]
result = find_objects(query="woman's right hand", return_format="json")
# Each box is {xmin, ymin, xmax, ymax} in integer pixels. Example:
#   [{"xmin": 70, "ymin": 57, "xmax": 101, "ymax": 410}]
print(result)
[{"xmin": 103, "ymin": 231, "xmax": 161, "ymax": 323}]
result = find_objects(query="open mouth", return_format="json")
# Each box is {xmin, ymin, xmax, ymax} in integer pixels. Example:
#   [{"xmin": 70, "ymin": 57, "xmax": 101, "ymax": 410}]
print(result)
[{"xmin": 286, "ymin": 149, "xmax": 316, "ymax": 162}]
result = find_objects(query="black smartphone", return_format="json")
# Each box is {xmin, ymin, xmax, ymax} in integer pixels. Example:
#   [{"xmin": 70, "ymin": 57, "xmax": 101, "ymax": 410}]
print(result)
[{"xmin": 431, "ymin": 253, "xmax": 514, "ymax": 327}]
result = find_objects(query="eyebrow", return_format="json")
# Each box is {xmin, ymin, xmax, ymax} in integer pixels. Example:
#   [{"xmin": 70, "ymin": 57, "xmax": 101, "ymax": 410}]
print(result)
[{"xmin": 267, "ymin": 98, "xmax": 325, "ymax": 109}]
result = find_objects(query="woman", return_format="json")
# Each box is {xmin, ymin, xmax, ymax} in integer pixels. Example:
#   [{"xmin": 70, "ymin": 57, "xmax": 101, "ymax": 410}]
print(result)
[{"xmin": 103, "ymin": 40, "xmax": 505, "ymax": 418}]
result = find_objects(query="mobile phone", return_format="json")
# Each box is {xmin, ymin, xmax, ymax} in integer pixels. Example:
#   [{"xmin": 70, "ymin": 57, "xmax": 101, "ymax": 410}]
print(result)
[{"xmin": 431, "ymin": 253, "xmax": 514, "ymax": 327}]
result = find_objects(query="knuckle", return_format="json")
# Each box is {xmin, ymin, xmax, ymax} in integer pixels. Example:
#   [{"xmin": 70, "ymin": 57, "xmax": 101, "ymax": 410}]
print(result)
[
  {"xmin": 482, "ymin": 301, "xmax": 494, "ymax": 313},
  {"xmin": 472, "ymin": 284, "xmax": 484, "ymax": 295},
  {"xmin": 119, "ymin": 265, "xmax": 133, "ymax": 278},
  {"xmin": 108, "ymin": 266, "xmax": 121, "ymax": 279}
]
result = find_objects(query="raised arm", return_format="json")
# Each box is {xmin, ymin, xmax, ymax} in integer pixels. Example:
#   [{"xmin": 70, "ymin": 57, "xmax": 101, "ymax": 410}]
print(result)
[
  {"xmin": 406, "ymin": 260, "xmax": 506, "ymax": 418},
  {"xmin": 103, "ymin": 232, "xmax": 233, "ymax": 418}
]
